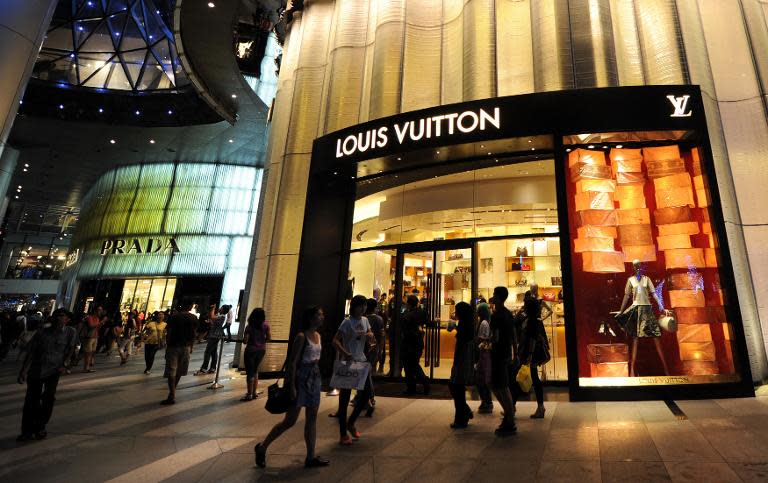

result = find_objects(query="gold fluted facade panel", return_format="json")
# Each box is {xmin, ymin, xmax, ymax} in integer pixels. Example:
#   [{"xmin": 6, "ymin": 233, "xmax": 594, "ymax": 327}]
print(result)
[
  {"xmin": 609, "ymin": 0, "xmax": 645, "ymax": 85},
  {"xmin": 462, "ymin": 0, "xmax": 497, "ymax": 100},
  {"xmin": 741, "ymin": 0, "xmax": 768, "ymax": 95},
  {"xmin": 634, "ymin": 0, "xmax": 686, "ymax": 84},
  {"xmin": 369, "ymin": 17, "xmax": 405, "ymax": 119},
  {"xmin": 495, "ymin": 0, "xmax": 534, "ymax": 96},
  {"xmin": 441, "ymin": 6, "xmax": 464, "ymax": 104},
  {"xmin": 532, "ymin": 0, "xmax": 574, "ymax": 91}
]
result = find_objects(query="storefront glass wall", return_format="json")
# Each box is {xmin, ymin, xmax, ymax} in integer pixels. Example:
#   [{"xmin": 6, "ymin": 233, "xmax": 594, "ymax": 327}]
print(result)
[
  {"xmin": 349, "ymin": 159, "xmax": 566, "ymax": 381},
  {"xmin": 563, "ymin": 131, "xmax": 740, "ymax": 386},
  {"xmin": 118, "ymin": 277, "xmax": 177, "ymax": 314}
]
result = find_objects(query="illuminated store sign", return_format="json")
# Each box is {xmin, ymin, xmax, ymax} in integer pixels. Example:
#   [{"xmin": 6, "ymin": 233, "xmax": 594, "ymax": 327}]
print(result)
[
  {"xmin": 667, "ymin": 95, "xmax": 692, "ymax": 117},
  {"xmin": 100, "ymin": 238, "xmax": 180, "ymax": 255},
  {"xmin": 335, "ymin": 107, "xmax": 501, "ymax": 158}
]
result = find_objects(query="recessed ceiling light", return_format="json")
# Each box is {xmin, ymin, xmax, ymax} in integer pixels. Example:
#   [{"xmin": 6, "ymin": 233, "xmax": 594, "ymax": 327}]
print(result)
[
  {"xmin": 616, "ymin": 144, "xmax": 623, "ymax": 149},
  {"xmin": 149, "ymin": 139, "xmax": 156, "ymax": 144},
  {"xmin": 110, "ymin": 139, "xmax": 116, "ymax": 144},
  {"xmin": 528, "ymin": 139, "xmax": 532, "ymax": 143},
  {"xmin": 587, "ymin": 145, "xmax": 594, "ymax": 149},
  {"xmin": 566, "ymin": 148, "xmax": 571, "ymax": 152},
  {"xmin": 98, "ymin": 107, "xmax": 104, "ymax": 113},
  {"xmin": 135, "ymin": 110, "xmax": 141, "ymax": 115},
  {"xmin": 14, "ymin": 195, "xmax": 18, "ymax": 199},
  {"xmin": 58, "ymin": 104, "xmax": 64, "ymax": 109},
  {"xmin": 18, "ymin": 186, "xmax": 22, "ymax": 189},
  {"xmin": 22, "ymin": 168, "xmax": 27, "ymax": 172},
  {"xmin": 228, "ymin": 139, "xmax": 234, "ymax": 143},
  {"xmin": 24, "ymin": 163, "xmax": 29, "ymax": 167},
  {"xmin": 231, "ymin": 94, "xmax": 237, "ymax": 98},
  {"xmin": 208, "ymin": 2, "xmax": 215, "ymax": 7},
  {"xmin": 167, "ymin": 109, "xmax": 173, "ymax": 115}
]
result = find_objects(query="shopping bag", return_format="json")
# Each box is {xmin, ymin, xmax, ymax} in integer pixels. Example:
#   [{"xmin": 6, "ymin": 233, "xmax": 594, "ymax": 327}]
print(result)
[
  {"xmin": 330, "ymin": 360, "xmax": 370, "ymax": 390},
  {"xmin": 516, "ymin": 364, "xmax": 533, "ymax": 393}
]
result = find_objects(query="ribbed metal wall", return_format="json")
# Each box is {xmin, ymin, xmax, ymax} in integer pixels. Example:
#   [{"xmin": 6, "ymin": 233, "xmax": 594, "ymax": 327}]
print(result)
[{"xmin": 246, "ymin": 0, "xmax": 768, "ymax": 380}]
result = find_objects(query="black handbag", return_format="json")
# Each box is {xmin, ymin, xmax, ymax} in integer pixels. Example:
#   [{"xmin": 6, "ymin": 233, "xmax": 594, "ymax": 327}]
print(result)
[{"xmin": 265, "ymin": 336, "xmax": 307, "ymax": 414}]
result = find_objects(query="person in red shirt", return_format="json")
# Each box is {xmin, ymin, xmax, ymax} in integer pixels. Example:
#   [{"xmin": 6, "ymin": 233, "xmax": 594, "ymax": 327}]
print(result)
[{"xmin": 82, "ymin": 307, "xmax": 103, "ymax": 373}]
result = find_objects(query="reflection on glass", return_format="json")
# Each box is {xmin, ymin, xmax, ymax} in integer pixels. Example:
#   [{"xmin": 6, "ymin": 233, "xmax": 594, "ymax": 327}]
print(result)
[
  {"xmin": 564, "ymin": 136, "xmax": 739, "ymax": 386},
  {"xmin": 351, "ymin": 160, "xmax": 558, "ymax": 250},
  {"xmin": 477, "ymin": 239, "xmax": 566, "ymax": 381}
]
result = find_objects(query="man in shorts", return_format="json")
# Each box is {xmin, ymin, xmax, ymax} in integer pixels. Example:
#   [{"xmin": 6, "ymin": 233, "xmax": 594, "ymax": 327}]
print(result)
[
  {"xmin": 162, "ymin": 302, "xmax": 198, "ymax": 405},
  {"xmin": 490, "ymin": 286, "xmax": 517, "ymax": 435},
  {"xmin": 82, "ymin": 307, "xmax": 103, "ymax": 373}
]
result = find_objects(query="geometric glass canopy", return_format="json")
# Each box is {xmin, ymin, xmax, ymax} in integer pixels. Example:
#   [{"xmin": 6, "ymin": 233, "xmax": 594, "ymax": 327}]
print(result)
[{"xmin": 33, "ymin": 0, "xmax": 189, "ymax": 92}]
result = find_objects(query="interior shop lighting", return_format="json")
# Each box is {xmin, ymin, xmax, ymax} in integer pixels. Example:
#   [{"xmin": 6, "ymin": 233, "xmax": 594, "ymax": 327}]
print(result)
[
  {"xmin": 58, "ymin": 104, "xmax": 64, "ymax": 109},
  {"xmin": 98, "ymin": 107, "xmax": 104, "ymax": 113},
  {"xmin": 231, "ymin": 94, "xmax": 237, "ymax": 98},
  {"xmin": 228, "ymin": 139, "xmax": 234, "ymax": 143},
  {"xmin": 150, "ymin": 139, "xmax": 156, "ymax": 144},
  {"xmin": 167, "ymin": 109, "xmax": 173, "ymax": 115},
  {"xmin": 616, "ymin": 145, "xmax": 623, "ymax": 148},
  {"xmin": 208, "ymin": 2, "xmax": 215, "ymax": 7},
  {"xmin": 110, "ymin": 139, "xmax": 116, "ymax": 144},
  {"xmin": 587, "ymin": 145, "xmax": 594, "ymax": 148},
  {"xmin": 135, "ymin": 110, "xmax": 141, "ymax": 115}
]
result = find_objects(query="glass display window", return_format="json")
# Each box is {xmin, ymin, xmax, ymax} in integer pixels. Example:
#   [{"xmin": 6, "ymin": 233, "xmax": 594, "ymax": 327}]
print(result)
[{"xmin": 563, "ymin": 133, "xmax": 740, "ymax": 387}]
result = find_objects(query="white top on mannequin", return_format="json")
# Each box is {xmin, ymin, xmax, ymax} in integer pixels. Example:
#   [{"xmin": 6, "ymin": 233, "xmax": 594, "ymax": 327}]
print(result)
[{"xmin": 625, "ymin": 275, "xmax": 655, "ymax": 306}]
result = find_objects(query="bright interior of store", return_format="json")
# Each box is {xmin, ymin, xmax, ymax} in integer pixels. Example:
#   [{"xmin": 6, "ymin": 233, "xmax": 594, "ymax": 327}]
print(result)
[
  {"xmin": 119, "ymin": 277, "xmax": 177, "ymax": 315},
  {"xmin": 349, "ymin": 159, "xmax": 567, "ymax": 381}
]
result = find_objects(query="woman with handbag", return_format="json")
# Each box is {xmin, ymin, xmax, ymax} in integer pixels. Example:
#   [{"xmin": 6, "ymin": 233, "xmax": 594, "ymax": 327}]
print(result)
[
  {"xmin": 255, "ymin": 306, "xmax": 329, "ymax": 469},
  {"xmin": 448, "ymin": 302, "xmax": 475, "ymax": 428},
  {"xmin": 142, "ymin": 312, "xmax": 167, "ymax": 375},
  {"xmin": 518, "ymin": 284, "xmax": 552, "ymax": 419}
]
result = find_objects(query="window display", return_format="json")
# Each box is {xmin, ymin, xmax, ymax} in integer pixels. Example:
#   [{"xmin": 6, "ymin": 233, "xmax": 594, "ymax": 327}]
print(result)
[{"xmin": 564, "ymin": 136, "xmax": 739, "ymax": 386}]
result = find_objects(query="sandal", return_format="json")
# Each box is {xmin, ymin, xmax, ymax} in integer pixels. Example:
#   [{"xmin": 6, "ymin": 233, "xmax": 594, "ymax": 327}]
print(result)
[{"xmin": 348, "ymin": 426, "xmax": 361, "ymax": 439}]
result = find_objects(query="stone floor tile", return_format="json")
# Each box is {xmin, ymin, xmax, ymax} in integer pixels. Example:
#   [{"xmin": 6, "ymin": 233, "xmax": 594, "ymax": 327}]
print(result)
[
  {"xmin": 378, "ymin": 435, "xmax": 445, "ymax": 458},
  {"xmin": 401, "ymin": 457, "xmax": 477, "ymax": 483},
  {"xmin": 664, "ymin": 461, "xmax": 742, "ymax": 483},
  {"xmin": 550, "ymin": 402, "xmax": 598, "ymax": 429},
  {"xmin": 542, "ymin": 428, "xmax": 600, "ymax": 461},
  {"xmin": 598, "ymin": 428, "xmax": 661, "ymax": 462},
  {"xmin": 699, "ymin": 428, "xmax": 768, "ymax": 462},
  {"xmin": 371, "ymin": 456, "xmax": 422, "ymax": 482},
  {"xmin": 727, "ymin": 462, "xmax": 768, "ymax": 482},
  {"xmin": 536, "ymin": 459, "xmax": 601, "ymax": 483},
  {"xmin": 468, "ymin": 457, "xmax": 540, "ymax": 482},
  {"xmin": 647, "ymin": 427, "xmax": 722, "ymax": 462},
  {"xmin": 483, "ymin": 430, "xmax": 548, "ymax": 461},
  {"xmin": 596, "ymin": 402, "xmax": 645, "ymax": 429},
  {"xmin": 427, "ymin": 432, "xmax": 494, "ymax": 458},
  {"xmin": 602, "ymin": 461, "xmax": 670, "ymax": 482}
]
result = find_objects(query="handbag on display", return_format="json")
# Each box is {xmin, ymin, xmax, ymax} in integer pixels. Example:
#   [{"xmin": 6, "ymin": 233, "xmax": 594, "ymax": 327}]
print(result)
[
  {"xmin": 657, "ymin": 313, "xmax": 678, "ymax": 332},
  {"xmin": 329, "ymin": 360, "xmax": 371, "ymax": 390},
  {"xmin": 516, "ymin": 246, "xmax": 529, "ymax": 257}
]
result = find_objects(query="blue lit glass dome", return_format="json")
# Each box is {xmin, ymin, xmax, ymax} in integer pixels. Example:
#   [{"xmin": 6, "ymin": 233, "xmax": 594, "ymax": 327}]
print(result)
[{"xmin": 33, "ymin": 0, "xmax": 189, "ymax": 92}]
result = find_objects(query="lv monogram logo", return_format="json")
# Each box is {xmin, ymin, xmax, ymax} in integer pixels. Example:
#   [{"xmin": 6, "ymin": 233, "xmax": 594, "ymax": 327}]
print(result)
[{"xmin": 667, "ymin": 95, "xmax": 692, "ymax": 117}]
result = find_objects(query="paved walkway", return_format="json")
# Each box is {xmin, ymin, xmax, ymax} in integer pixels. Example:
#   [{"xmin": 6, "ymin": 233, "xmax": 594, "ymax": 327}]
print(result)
[{"xmin": 1, "ymin": 345, "xmax": 767, "ymax": 482}]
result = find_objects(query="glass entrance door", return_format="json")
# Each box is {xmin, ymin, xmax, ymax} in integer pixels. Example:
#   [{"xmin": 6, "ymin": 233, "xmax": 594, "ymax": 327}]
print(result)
[{"xmin": 401, "ymin": 246, "xmax": 473, "ymax": 380}]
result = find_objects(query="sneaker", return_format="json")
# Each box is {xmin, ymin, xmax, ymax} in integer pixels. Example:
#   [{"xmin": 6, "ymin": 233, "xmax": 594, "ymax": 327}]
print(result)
[
  {"xmin": 160, "ymin": 398, "xmax": 175, "ymax": 405},
  {"xmin": 530, "ymin": 407, "xmax": 546, "ymax": 419},
  {"xmin": 495, "ymin": 421, "xmax": 517, "ymax": 436},
  {"xmin": 254, "ymin": 443, "xmax": 266, "ymax": 468},
  {"xmin": 304, "ymin": 456, "xmax": 329, "ymax": 468},
  {"xmin": 339, "ymin": 435, "xmax": 353, "ymax": 445}
]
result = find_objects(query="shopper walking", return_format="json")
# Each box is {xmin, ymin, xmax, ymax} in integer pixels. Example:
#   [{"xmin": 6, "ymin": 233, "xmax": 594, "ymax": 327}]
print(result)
[
  {"xmin": 161, "ymin": 302, "xmax": 197, "ymax": 405},
  {"xmin": 490, "ymin": 286, "xmax": 518, "ymax": 435},
  {"xmin": 519, "ymin": 284, "xmax": 553, "ymax": 419},
  {"xmin": 82, "ymin": 307, "xmax": 102, "ymax": 372},
  {"xmin": 195, "ymin": 305, "xmax": 226, "ymax": 375},
  {"xmin": 142, "ymin": 312, "xmax": 167, "ymax": 374},
  {"xmin": 365, "ymin": 299, "xmax": 385, "ymax": 375},
  {"xmin": 16, "ymin": 309, "xmax": 77, "ymax": 442},
  {"xmin": 401, "ymin": 295, "xmax": 430, "ymax": 395},
  {"xmin": 241, "ymin": 308, "xmax": 270, "ymax": 401},
  {"xmin": 448, "ymin": 301, "xmax": 475, "ymax": 428},
  {"xmin": 475, "ymin": 302, "xmax": 494, "ymax": 414},
  {"xmin": 254, "ymin": 306, "xmax": 329, "ymax": 469},
  {"xmin": 118, "ymin": 311, "xmax": 136, "ymax": 365},
  {"xmin": 333, "ymin": 295, "xmax": 375, "ymax": 445}
]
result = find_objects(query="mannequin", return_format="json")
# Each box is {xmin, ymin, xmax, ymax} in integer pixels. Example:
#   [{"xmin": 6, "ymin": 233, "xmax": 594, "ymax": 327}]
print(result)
[{"xmin": 615, "ymin": 260, "xmax": 671, "ymax": 377}]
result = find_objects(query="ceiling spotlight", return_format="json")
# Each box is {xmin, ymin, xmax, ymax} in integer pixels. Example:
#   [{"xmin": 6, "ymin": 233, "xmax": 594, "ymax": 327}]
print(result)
[
  {"xmin": 69, "ymin": 53, "xmax": 75, "ymax": 58},
  {"xmin": 528, "ymin": 139, "xmax": 532, "ymax": 143},
  {"xmin": 109, "ymin": 139, "xmax": 116, "ymax": 144},
  {"xmin": 149, "ymin": 139, "xmax": 156, "ymax": 144},
  {"xmin": 616, "ymin": 144, "xmax": 623, "ymax": 149},
  {"xmin": 58, "ymin": 104, "xmax": 64, "ymax": 109},
  {"xmin": 24, "ymin": 163, "xmax": 29, "ymax": 168},
  {"xmin": 14, "ymin": 195, "xmax": 19, "ymax": 199},
  {"xmin": 228, "ymin": 139, "xmax": 234, "ymax": 143},
  {"xmin": 167, "ymin": 109, "xmax": 173, "ymax": 115},
  {"xmin": 22, "ymin": 168, "xmax": 27, "ymax": 172},
  {"xmin": 587, "ymin": 145, "xmax": 594, "ymax": 149},
  {"xmin": 208, "ymin": 2, "xmax": 215, "ymax": 7},
  {"xmin": 18, "ymin": 186, "xmax": 22, "ymax": 189},
  {"xmin": 135, "ymin": 110, "xmax": 141, "ymax": 115},
  {"xmin": 566, "ymin": 148, "xmax": 572, "ymax": 152},
  {"xmin": 98, "ymin": 107, "xmax": 104, "ymax": 113},
  {"xmin": 231, "ymin": 94, "xmax": 237, "ymax": 98}
]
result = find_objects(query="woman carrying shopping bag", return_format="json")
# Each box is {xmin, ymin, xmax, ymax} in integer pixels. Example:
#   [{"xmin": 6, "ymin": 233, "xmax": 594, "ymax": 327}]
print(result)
[
  {"xmin": 332, "ymin": 295, "xmax": 375, "ymax": 445},
  {"xmin": 518, "ymin": 284, "xmax": 552, "ymax": 419},
  {"xmin": 254, "ymin": 306, "xmax": 329, "ymax": 469}
]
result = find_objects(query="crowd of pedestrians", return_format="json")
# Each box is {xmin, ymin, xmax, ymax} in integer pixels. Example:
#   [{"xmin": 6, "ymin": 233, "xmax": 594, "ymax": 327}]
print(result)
[{"xmin": 2, "ymin": 283, "xmax": 553, "ymax": 470}]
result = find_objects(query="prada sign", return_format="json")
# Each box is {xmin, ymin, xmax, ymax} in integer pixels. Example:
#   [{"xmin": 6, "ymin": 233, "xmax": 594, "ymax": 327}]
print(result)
[
  {"xmin": 100, "ymin": 238, "xmax": 180, "ymax": 255},
  {"xmin": 335, "ymin": 107, "xmax": 501, "ymax": 159}
]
